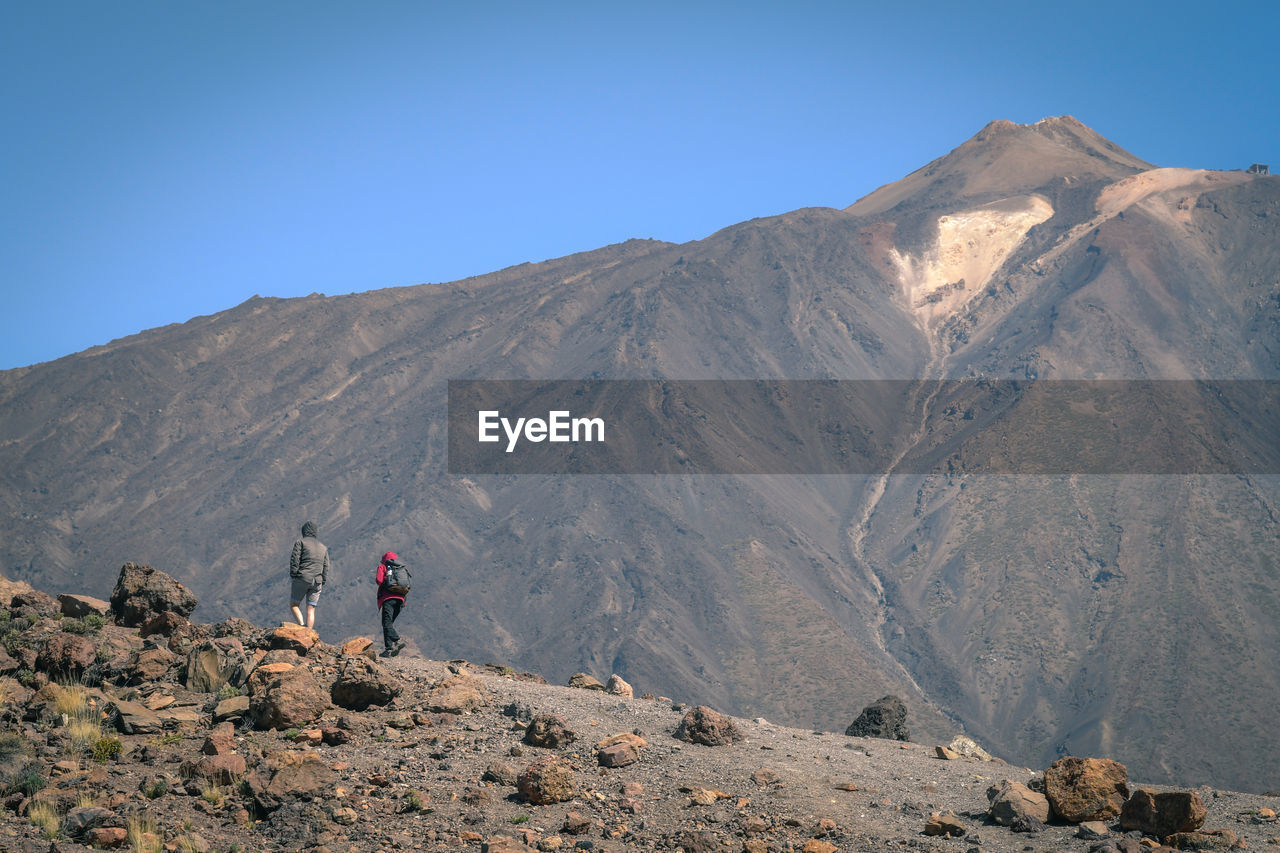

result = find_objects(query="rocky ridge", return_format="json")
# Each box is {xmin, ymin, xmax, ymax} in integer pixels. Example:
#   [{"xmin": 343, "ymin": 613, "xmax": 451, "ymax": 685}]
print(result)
[{"xmin": 1, "ymin": 566, "xmax": 1278, "ymax": 853}]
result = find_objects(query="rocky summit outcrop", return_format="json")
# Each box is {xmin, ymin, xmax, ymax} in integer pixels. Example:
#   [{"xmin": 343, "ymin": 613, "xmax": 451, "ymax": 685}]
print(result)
[
  {"xmin": 4, "ymin": 570, "xmax": 1280, "ymax": 853},
  {"xmin": 108, "ymin": 562, "xmax": 198, "ymax": 627},
  {"xmin": 845, "ymin": 695, "xmax": 910, "ymax": 741}
]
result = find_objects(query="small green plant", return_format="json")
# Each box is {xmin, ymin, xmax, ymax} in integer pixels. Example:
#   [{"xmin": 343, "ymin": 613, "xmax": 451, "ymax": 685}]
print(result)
[
  {"xmin": 14, "ymin": 770, "xmax": 46, "ymax": 796},
  {"xmin": 60, "ymin": 617, "xmax": 88, "ymax": 634},
  {"xmin": 512, "ymin": 813, "xmax": 530, "ymax": 824},
  {"xmin": 15, "ymin": 668, "xmax": 36, "ymax": 687},
  {"xmin": 83, "ymin": 614, "xmax": 106, "ymax": 631},
  {"xmin": 28, "ymin": 799, "xmax": 60, "ymax": 839},
  {"xmin": 142, "ymin": 778, "xmax": 168, "ymax": 799},
  {"xmin": 24, "ymin": 612, "xmax": 39, "ymax": 626},
  {"xmin": 92, "ymin": 735, "xmax": 123, "ymax": 763},
  {"xmin": 216, "ymin": 683, "xmax": 243, "ymax": 700},
  {"xmin": 228, "ymin": 844, "xmax": 244, "ymax": 853},
  {"xmin": 154, "ymin": 733, "xmax": 183, "ymax": 745},
  {"xmin": 282, "ymin": 728, "xmax": 301, "ymax": 740},
  {"xmin": 406, "ymin": 789, "xmax": 429, "ymax": 811}
]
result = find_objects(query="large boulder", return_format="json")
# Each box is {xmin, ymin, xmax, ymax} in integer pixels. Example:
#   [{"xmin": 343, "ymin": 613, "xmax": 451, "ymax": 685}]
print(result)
[
  {"xmin": 126, "ymin": 646, "xmax": 179, "ymax": 684},
  {"xmin": 424, "ymin": 673, "xmax": 488, "ymax": 714},
  {"xmin": 109, "ymin": 563, "xmax": 197, "ymax": 627},
  {"xmin": 10, "ymin": 589, "xmax": 59, "ymax": 619},
  {"xmin": 674, "ymin": 705, "xmax": 742, "ymax": 746},
  {"xmin": 185, "ymin": 637, "xmax": 250, "ymax": 693},
  {"xmin": 845, "ymin": 695, "xmax": 910, "ymax": 741},
  {"xmin": 244, "ymin": 750, "xmax": 336, "ymax": 813},
  {"xmin": 987, "ymin": 779, "xmax": 1050, "ymax": 826},
  {"xmin": 1119, "ymin": 789, "xmax": 1207, "ymax": 839},
  {"xmin": 57, "ymin": 593, "xmax": 111, "ymax": 619},
  {"xmin": 330, "ymin": 657, "xmax": 402, "ymax": 711},
  {"xmin": 267, "ymin": 623, "xmax": 320, "ymax": 654},
  {"xmin": 517, "ymin": 757, "xmax": 577, "ymax": 804},
  {"xmin": 36, "ymin": 632, "xmax": 96, "ymax": 678},
  {"xmin": 1044, "ymin": 756, "xmax": 1130, "ymax": 822},
  {"xmin": 250, "ymin": 667, "xmax": 330, "ymax": 730}
]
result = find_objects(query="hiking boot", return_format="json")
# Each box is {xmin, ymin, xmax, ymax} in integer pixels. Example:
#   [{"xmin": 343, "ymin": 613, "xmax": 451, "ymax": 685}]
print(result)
[{"xmin": 382, "ymin": 640, "xmax": 406, "ymax": 658}]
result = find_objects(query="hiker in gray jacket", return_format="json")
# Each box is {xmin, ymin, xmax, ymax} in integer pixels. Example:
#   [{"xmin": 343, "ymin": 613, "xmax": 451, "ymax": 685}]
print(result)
[{"xmin": 289, "ymin": 520, "xmax": 329, "ymax": 629}]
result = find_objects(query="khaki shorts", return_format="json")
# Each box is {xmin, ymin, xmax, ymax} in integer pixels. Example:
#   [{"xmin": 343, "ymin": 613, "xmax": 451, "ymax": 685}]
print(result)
[{"xmin": 290, "ymin": 576, "xmax": 322, "ymax": 607}]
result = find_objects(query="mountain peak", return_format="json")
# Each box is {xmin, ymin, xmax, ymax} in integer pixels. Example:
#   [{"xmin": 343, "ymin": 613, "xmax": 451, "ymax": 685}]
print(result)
[{"xmin": 848, "ymin": 116, "xmax": 1153, "ymax": 217}]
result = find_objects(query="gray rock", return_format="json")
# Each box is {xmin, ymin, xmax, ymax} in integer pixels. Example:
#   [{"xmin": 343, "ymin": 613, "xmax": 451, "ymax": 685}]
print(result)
[
  {"xmin": 845, "ymin": 695, "xmax": 910, "ymax": 741},
  {"xmin": 109, "ymin": 562, "xmax": 197, "ymax": 627}
]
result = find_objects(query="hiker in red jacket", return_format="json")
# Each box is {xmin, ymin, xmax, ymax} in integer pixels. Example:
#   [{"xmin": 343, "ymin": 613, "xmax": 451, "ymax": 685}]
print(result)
[{"xmin": 376, "ymin": 551, "xmax": 408, "ymax": 657}]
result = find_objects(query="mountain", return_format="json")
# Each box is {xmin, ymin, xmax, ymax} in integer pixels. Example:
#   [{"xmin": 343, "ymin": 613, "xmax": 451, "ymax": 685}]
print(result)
[{"xmin": 3, "ymin": 116, "xmax": 1278, "ymax": 790}]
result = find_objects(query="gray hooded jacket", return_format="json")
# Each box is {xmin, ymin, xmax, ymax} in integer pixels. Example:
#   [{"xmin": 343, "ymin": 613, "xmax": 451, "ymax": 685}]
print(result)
[{"xmin": 289, "ymin": 521, "xmax": 330, "ymax": 586}]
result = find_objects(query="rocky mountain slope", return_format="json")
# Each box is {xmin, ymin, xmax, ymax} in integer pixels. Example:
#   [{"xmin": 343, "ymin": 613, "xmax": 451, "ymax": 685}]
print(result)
[
  {"xmin": 3, "ymin": 567, "xmax": 1279, "ymax": 853},
  {"xmin": 2, "ymin": 116, "xmax": 1278, "ymax": 791}
]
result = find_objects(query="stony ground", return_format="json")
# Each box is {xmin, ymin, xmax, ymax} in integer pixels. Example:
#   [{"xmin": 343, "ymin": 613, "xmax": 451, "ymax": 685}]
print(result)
[{"xmin": 4, "ymin": 628, "xmax": 1280, "ymax": 853}]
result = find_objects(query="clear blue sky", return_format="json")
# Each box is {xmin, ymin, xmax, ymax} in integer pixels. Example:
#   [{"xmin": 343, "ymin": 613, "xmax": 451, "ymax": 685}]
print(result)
[{"xmin": 2, "ymin": 1, "xmax": 1276, "ymax": 369}]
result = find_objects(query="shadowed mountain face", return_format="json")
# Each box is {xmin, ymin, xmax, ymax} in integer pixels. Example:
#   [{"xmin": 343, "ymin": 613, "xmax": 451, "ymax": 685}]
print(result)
[{"xmin": 3, "ymin": 116, "xmax": 1278, "ymax": 790}]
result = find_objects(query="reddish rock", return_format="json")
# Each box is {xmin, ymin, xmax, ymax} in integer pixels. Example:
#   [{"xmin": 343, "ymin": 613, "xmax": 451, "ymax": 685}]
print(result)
[
  {"xmin": 10, "ymin": 589, "xmax": 60, "ymax": 618},
  {"xmin": 1120, "ymin": 789, "xmax": 1207, "ymax": 839},
  {"xmin": 267, "ymin": 623, "xmax": 320, "ymax": 654},
  {"xmin": 201, "ymin": 722, "xmax": 236, "ymax": 755},
  {"xmin": 424, "ymin": 673, "xmax": 488, "ymax": 713},
  {"xmin": 213, "ymin": 695, "xmax": 250, "ymax": 722},
  {"xmin": 127, "ymin": 646, "xmax": 178, "ymax": 683},
  {"xmin": 517, "ymin": 757, "xmax": 577, "ymax": 804},
  {"xmin": 330, "ymin": 656, "xmax": 402, "ymax": 711},
  {"xmin": 247, "ymin": 662, "xmax": 296, "ymax": 694},
  {"xmin": 244, "ymin": 749, "xmax": 336, "ymax": 813},
  {"xmin": 250, "ymin": 667, "xmax": 330, "ymax": 730},
  {"xmin": 57, "ymin": 593, "xmax": 111, "ymax": 619},
  {"xmin": 88, "ymin": 827, "xmax": 129, "ymax": 848},
  {"xmin": 802, "ymin": 841, "xmax": 837, "ymax": 853},
  {"xmin": 524, "ymin": 714, "xmax": 577, "ymax": 749},
  {"xmin": 1165, "ymin": 829, "xmax": 1241, "ymax": 850},
  {"xmin": 1044, "ymin": 756, "xmax": 1130, "ymax": 822},
  {"xmin": 340, "ymin": 637, "xmax": 377, "ymax": 659},
  {"xmin": 987, "ymin": 779, "xmax": 1050, "ymax": 825},
  {"xmin": 36, "ymin": 632, "xmax": 96, "ymax": 677},
  {"xmin": 597, "ymin": 741, "xmax": 639, "ymax": 768},
  {"xmin": 923, "ymin": 814, "xmax": 966, "ymax": 837},
  {"xmin": 189, "ymin": 753, "xmax": 247, "ymax": 784},
  {"xmin": 139, "ymin": 610, "xmax": 191, "ymax": 639},
  {"xmin": 674, "ymin": 705, "xmax": 742, "ymax": 746}
]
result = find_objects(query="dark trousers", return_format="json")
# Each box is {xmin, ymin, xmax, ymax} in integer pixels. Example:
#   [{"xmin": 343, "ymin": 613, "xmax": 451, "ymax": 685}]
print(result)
[{"xmin": 381, "ymin": 599, "xmax": 402, "ymax": 649}]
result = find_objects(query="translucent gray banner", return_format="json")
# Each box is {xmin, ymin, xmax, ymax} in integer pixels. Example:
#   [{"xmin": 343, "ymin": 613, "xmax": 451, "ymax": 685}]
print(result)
[{"xmin": 447, "ymin": 380, "xmax": 1280, "ymax": 475}]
